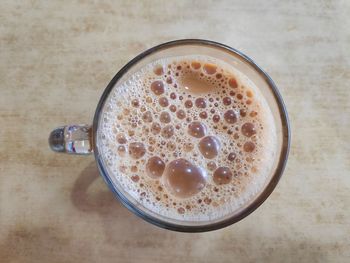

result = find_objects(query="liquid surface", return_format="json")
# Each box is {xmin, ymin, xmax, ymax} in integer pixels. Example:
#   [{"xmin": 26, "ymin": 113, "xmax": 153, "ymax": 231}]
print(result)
[{"xmin": 97, "ymin": 55, "xmax": 277, "ymax": 222}]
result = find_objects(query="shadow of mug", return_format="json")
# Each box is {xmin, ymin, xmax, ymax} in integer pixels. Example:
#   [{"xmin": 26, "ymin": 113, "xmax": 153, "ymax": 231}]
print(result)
[
  {"xmin": 70, "ymin": 162, "xmax": 167, "ymax": 244},
  {"xmin": 71, "ymin": 162, "xmax": 116, "ymax": 214}
]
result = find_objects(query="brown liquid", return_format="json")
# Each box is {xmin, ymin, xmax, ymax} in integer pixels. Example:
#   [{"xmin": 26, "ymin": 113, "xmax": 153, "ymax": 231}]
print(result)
[
  {"xmin": 180, "ymin": 75, "xmax": 214, "ymax": 94},
  {"xmin": 99, "ymin": 55, "xmax": 276, "ymax": 220}
]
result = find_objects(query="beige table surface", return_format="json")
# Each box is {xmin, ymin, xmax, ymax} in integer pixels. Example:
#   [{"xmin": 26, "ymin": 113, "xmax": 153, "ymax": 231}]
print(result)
[{"xmin": 1, "ymin": 1, "xmax": 349, "ymax": 262}]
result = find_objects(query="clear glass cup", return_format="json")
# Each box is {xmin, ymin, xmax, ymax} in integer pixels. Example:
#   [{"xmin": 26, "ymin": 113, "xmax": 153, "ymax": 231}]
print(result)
[{"xmin": 49, "ymin": 39, "xmax": 290, "ymax": 232}]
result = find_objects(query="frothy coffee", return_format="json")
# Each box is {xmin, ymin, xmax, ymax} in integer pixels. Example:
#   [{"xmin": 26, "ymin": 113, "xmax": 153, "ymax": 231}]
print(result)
[{"xmin": 97, "ymin": 55, "xmax": 277, "ymax": 222}]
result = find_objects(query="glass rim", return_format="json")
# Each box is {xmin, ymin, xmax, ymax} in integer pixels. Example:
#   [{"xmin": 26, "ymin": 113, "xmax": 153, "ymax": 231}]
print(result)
[{"xmin": 92, "ymin": 39, "xmax": 291, "ymax": 232}]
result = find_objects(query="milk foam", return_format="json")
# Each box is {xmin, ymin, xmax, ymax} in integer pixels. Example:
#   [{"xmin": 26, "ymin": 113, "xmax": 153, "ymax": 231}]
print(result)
[{"xmin": 97, "ymin": 55, "xmax": 277, "ymax": 222}]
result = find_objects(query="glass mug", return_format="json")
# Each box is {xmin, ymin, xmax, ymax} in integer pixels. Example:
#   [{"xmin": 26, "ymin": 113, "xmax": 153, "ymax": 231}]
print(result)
[{"xmin": 49, "ymin": 39, "xmax": 290, "ymax": 232}]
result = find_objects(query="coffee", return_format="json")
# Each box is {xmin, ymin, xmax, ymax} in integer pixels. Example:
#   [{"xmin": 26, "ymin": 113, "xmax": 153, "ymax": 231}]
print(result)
[{"xmin": 98, "ymin": 55, "xmax": 277, "ymax": 221}]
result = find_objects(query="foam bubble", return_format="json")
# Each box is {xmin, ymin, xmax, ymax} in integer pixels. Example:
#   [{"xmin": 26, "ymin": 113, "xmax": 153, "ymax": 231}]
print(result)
[
  {"xmin": 224, "ymin": 110, "xmax": 238, "ymax": 124},
  {"xmin": 128, "ymin": 142, "xmax": 146, "ymax": 159},
  {"xmin": 176, "ymin": 109, "xmax": 186, "ymax": 119},
  {"xmin": 163, "ymin": 158, "xmax": 207, "ymax": 198},
  {"xmin": 198, "ymin": 136, "xmax": 220, "ymax": 159},
  {"xmin": 161, "ymin": 125, "xmax": 174, "ymax": 138},
  {"xmin": 146, "ymin": 156, "xmax": 165, "ymax": 179},
  {"xmin": 243, "ymin": 141, "xmax": 255, "ymax": 152},
  {"xmin": 241, "ymin": 122, "xmax": 256, "ymax": 137},
  {"xmin": 160, "ymin": 112, "xmax": 171, "ymax": 123},
  {"xmin": 151, "ymin": 80, "xmax": 165, "ymax": 95},
  {"xmin": 195, "ymin": 98, "xmax": 206, "ymax": 108},
  {"xmin": 188, "ymin": 122, "xmax": 207, "ymax": 138},
  {"xmin": 159, "ymin": 97, "xmax": 169, "ymax": 107}
]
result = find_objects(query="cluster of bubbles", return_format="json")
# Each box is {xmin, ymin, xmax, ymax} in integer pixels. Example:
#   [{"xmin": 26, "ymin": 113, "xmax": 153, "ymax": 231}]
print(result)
[{"xmin": 99, "ymin": 55, "xmax": 275, "ymax": 220}]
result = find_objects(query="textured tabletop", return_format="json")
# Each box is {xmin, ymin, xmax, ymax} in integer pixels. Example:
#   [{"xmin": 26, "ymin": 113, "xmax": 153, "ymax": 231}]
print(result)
[{"xmin": 1, "ymin": 1, "xmax": 349, "ymax": 262}]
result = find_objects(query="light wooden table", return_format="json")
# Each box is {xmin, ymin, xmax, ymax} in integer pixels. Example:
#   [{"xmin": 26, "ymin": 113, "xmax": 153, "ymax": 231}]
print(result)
[{"xmin": 1, "ymin": 1, "xmax": 349, "ymax": 262}]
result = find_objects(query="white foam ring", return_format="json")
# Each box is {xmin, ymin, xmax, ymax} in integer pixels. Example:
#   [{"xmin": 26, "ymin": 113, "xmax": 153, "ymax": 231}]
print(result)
[{"xmin": 97, "ymin": 55, "xmax": 277, "ymax": 222}]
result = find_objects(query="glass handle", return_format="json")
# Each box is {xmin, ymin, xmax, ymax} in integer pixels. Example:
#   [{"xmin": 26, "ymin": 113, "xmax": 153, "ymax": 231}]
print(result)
[{"xmin": 48, "ymin": 124, "xmax": 93, "ymax": 155}]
